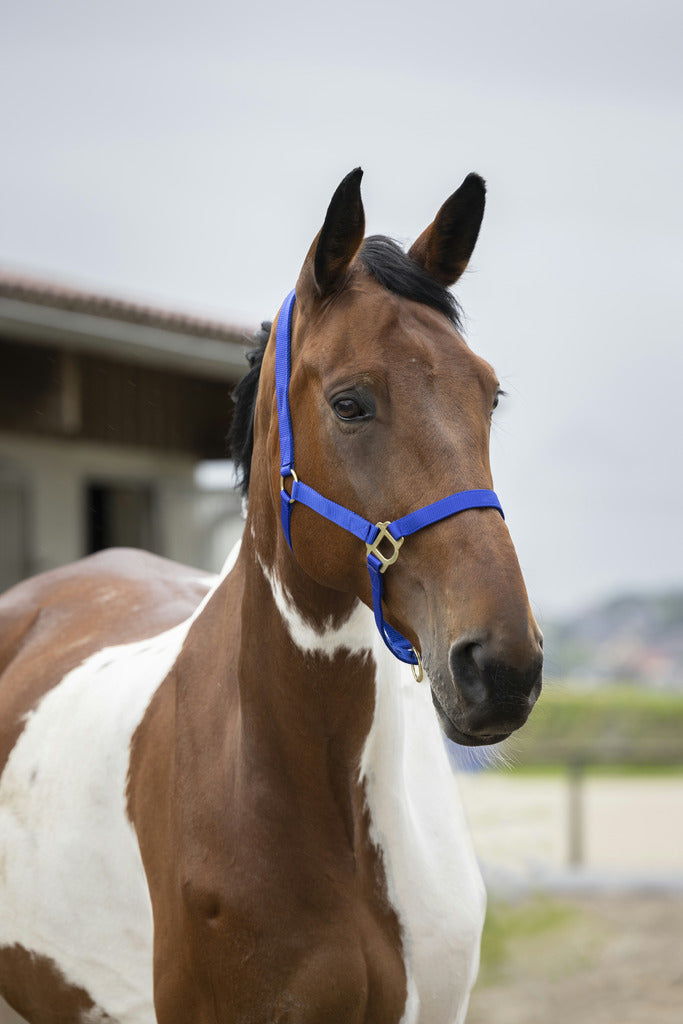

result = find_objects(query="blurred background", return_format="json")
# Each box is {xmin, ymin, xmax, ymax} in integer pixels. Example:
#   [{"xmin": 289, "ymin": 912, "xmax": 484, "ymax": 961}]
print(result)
[{"xmin": 1, "ymin": 1, "xmax": 682, "ymax": 1021}]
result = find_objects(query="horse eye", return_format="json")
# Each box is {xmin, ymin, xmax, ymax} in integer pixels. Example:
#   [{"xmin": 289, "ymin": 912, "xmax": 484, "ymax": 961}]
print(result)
[
  {"xmin": 492, "ymin": 388, "xmax": 505, "ymax": 414},
  {"xmin": 333, "ymin": 395, "xmax": 364, "ymax": 421}
]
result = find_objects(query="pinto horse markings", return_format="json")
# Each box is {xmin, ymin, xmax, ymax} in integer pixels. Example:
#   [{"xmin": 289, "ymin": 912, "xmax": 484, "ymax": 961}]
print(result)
[{"xmin": 0, "ymin": 170, "xmax": 542, "ymax": 1023}]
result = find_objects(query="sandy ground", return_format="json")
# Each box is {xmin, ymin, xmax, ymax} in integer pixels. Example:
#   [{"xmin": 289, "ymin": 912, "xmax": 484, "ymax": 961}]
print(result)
[
  {"xmin": 458, "ymin": 772, "xmax": 683, "ymax": 878},
  {"xmin": 468, "ymin": 893, "xmax": 683, "ymax": 1024},
  {"xmin": 461, "ymin": 773, "xmax": 683, "ymax": 1023}
]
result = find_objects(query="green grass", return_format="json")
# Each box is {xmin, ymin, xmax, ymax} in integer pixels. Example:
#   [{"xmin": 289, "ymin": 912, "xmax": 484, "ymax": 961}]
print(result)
[
  {"xmin": 477, "ymin": 895, "xmax": 608, "ymax": 987},
  {"xmin": 478, "ymin": 896, "xmax": 581, "ymax": 983},
  {"xmin": 505, "ymin": 683, "xmax": 683, "ymax": 767}
]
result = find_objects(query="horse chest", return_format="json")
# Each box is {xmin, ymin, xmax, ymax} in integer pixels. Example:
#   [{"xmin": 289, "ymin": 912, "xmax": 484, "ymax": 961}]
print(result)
[
  {"xmin": 168, "ymin": 655, "xmax": 486, "ymax": 1024},
  {"xmin": 156, "ymin": 755, "xmax": 407, "ymax": 1024},
  {"xmin": 163, "ymin": 873, "xmax": 409, "ymax": 1024}
]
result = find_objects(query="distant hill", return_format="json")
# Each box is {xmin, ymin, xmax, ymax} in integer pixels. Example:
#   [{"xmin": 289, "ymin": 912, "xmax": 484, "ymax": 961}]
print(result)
[{"xmin": 542, "ymin": 591, "xmax": 683, "ymax": 689}]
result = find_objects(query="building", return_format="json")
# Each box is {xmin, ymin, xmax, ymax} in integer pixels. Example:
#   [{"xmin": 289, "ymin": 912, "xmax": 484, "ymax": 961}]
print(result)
[{"xmin": 0, "ymin": 272, "xmax": 251, "ymax": 594}]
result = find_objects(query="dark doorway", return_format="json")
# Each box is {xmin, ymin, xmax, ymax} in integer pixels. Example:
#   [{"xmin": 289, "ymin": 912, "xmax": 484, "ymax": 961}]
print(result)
[{"xmin": 86, "ymin": 482, "xmax": 158, "ymax": 554}]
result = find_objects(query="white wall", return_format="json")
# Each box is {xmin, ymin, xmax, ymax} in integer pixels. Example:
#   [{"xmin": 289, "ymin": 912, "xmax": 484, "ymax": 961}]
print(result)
[{"xmin": 0, "ymin": 434, "xmax": 244, "ymax": 584}]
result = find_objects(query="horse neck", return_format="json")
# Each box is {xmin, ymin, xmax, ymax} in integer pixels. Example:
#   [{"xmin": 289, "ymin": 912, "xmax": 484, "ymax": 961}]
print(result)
[{"xmin": 233, "ymin": 514, "xmax": 379, "ymax": 802}]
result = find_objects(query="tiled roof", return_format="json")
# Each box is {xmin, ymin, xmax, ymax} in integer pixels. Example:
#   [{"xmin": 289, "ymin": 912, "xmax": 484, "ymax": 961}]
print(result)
[{"xmin": 0, "ymin": 270, "xmax": 249, "ymax": 345}]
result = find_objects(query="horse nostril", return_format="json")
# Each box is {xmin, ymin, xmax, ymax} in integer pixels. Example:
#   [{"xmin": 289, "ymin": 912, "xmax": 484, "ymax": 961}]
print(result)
[
  {"xmin": 449, "ymin": 633, "xmax": 544, "ymax": 712},
  {"xmin": 449, "ymin": 637, "xmax": 488, "ymax": 704}
]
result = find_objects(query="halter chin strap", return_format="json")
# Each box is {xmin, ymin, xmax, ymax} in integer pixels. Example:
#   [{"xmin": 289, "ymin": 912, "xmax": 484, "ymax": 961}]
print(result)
[{"xmin": 275, "ymin": 288, "xmax": 504, "ymax": 676}]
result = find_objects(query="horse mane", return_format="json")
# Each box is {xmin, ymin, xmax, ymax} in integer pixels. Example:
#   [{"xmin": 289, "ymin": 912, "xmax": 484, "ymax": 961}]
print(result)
[
  {"xmin": 230, "ymin": 321, "xmax": 271, "ymax": 498},
  {"xmin": 230, "ymin": 237, "xmax": 463, "ymax": 497}
]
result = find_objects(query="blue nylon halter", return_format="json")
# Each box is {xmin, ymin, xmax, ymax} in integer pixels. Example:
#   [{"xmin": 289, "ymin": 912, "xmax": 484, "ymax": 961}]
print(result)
[{"xmin": 275, "ymin": 288, "xmax": 504, "ymax": 670}]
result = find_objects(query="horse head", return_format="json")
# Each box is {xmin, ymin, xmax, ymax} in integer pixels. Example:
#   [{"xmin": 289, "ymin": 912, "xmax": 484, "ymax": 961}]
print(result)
[{"xmin": 245, "ymin": 168, "xmax": 542, "ymax": 747}]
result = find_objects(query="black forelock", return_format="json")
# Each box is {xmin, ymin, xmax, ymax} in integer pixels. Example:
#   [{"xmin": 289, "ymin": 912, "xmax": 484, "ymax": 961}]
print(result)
[
  {"xmin": 231, "ymin": 239, "xmax": 464, "ymax": 496},
  {"xmin": 359, "ymin": 235, "xmax": 463, "ymax": 332}
]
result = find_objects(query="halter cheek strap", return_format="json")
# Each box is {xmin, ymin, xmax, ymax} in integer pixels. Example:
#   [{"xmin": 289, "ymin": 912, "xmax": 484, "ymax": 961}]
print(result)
[{"xmin": 275, "ymin": 289, "xmax": 504, "ymax": 676}]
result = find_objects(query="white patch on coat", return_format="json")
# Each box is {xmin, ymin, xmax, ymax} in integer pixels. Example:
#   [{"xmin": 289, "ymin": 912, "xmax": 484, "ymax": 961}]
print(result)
[
  {"xmin": 256, "ymin": 555, "xmax": 376, "ymax": 657},
  {"xmin": 360, "ymin": 643, "xmax": 486, "ymax": 1024},
  {"xmin": 259, "ymin": 562, "xmax": 486, "ymax": 1024},
  {"xmin": 0, "ymin": 541, "xmax": 241, "ymax": 1022}
]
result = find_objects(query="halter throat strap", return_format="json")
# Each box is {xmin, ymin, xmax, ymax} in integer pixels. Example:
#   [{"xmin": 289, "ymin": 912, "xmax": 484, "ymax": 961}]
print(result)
[{"xmin": 275, "ymin": 288, "xmax": 504, "ymax": 670}]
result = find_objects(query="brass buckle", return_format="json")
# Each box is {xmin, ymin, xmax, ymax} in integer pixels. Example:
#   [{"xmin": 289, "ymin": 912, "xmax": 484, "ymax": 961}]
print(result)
[
  {"xmin": 279, "ymin": 468, "xmax": 299, "ymax": 503},
  {"xmin": 366, "ymin": 522, "xmax": 404, "ymax": 574}
]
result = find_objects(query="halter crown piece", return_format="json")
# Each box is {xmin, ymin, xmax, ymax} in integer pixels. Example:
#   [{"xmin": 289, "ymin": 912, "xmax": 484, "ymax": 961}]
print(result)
[{"xmin": 275, "ymin": 289, "xmax": 504, "ymax": 681}]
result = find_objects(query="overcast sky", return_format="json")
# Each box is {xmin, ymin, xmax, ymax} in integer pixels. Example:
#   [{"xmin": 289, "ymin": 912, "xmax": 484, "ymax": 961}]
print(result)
[{"xmin": 2, "ymin": 0, "xmax": 682, "ymax": 620}]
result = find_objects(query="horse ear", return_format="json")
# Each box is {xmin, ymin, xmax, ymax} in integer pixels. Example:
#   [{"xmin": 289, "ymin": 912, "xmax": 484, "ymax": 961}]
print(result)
[
  {"xmin": 408, "ymin": 173, "xmax": 486, "ymax": 287},
  {"xmin": 298, "ymin": 168, "xmax": 365, "ymax": 301}
]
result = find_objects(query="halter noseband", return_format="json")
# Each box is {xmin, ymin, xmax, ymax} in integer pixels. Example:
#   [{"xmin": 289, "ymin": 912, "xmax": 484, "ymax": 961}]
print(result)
[{"xmin": 275, "ymin": 289, "xmax": 504, "ymax": 680}]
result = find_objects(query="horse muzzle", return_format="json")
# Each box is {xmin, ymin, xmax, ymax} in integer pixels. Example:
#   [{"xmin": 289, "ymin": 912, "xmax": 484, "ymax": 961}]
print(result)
[{"xmin": 430, "ymin": 632, "xmax": 543, "ymax": 746}]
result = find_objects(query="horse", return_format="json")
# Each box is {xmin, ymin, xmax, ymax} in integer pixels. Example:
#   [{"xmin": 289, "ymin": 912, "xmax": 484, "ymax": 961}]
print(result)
[{"xmin": 0, "ymin": 168, "xmax": 543, "ymax": 1024}]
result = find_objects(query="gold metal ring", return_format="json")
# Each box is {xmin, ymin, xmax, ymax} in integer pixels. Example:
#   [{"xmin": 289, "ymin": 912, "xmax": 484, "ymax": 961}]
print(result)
[
  {"xmin": 411, "ymin": 648, "xmax": 424, "ymax": 682},
  {"xmin": 279, "ymin": 468, "xmax": 299, "ymax": 503}
]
